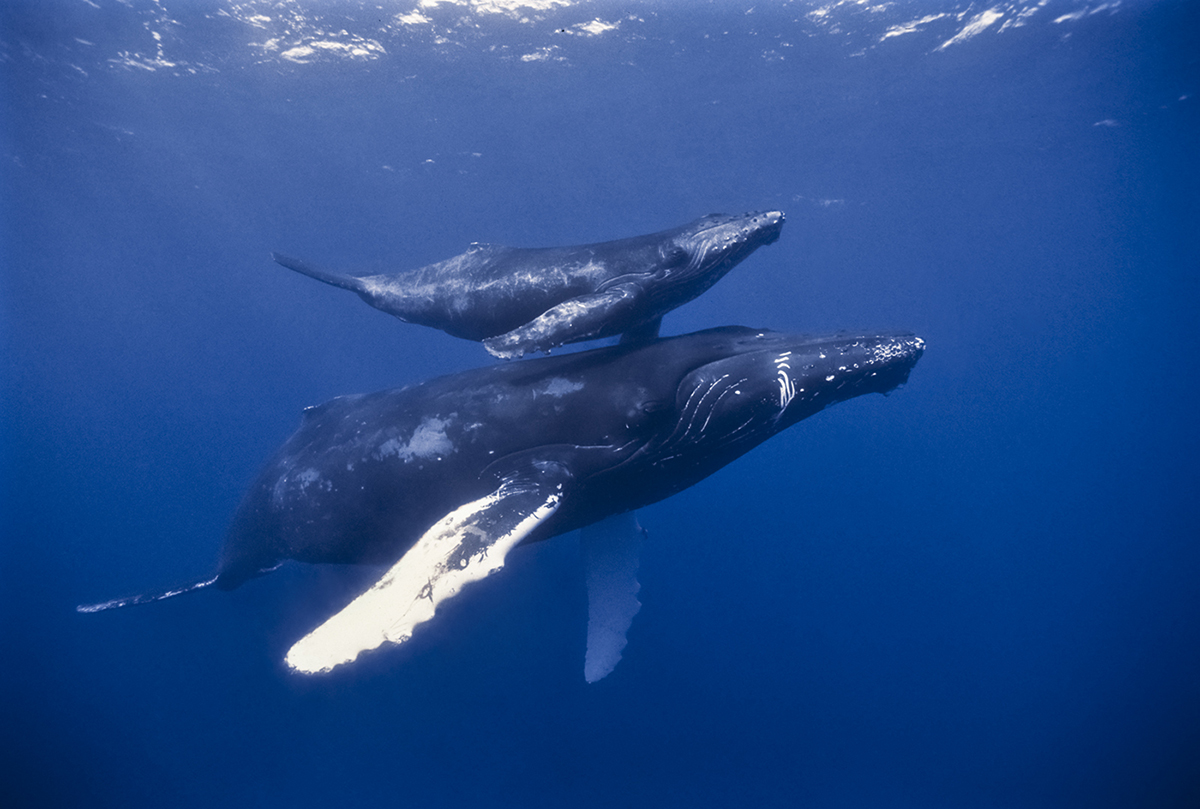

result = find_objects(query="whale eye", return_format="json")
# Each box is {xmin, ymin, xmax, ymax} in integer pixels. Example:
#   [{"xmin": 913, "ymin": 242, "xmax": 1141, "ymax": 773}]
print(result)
[
  {"xmin": 659, "ymin": 244, "xmax": 689, "ymax": 268},
  {"xmin": 626, "ymin": 399, "xmax": 670, "ymax": 431}
]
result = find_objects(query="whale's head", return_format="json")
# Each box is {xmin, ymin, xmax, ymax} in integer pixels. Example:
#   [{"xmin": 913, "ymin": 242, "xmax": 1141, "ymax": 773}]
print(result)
[
  {"xmin": 638, "ymin": 328, "xmax": 924, "ymax": 474},
  {"xmin": 661, "ymin": 210, "xmax": 785, "ymax": 286}
]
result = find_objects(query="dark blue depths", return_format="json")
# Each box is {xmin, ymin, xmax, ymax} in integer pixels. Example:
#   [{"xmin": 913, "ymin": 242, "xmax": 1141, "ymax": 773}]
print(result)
[{"xmin": 1, "ymin": 1, "xmax": 1197, "ymax": 807}]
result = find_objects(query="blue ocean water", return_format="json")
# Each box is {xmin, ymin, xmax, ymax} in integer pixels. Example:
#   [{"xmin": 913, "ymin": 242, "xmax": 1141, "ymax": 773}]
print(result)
[{"xmin": 2, "ymin": 0, "xmax": 1197, "ymax": 805}]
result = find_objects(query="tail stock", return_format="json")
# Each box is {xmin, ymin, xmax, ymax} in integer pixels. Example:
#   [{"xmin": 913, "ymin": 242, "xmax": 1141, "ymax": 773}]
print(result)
[
  {"xmin": 76, "ymin": 576, "xmax": 218, "ymax": 613},
  {"xmin": 271, "ymin": 252, "xmax": 367, "ymax": 293}
]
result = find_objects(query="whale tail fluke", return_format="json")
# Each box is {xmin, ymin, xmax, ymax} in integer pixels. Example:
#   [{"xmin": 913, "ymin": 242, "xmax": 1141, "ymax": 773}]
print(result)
[
  {"xmin": 76, "ymin": 575, "xmax": 219, "ymax": 614},
  {"xmin": 271, "ymin": 253, "xmax": 367, "ymax": 294}
]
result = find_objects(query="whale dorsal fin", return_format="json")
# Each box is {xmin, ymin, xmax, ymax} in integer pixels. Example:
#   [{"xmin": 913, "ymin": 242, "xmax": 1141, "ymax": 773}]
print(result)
[
  {"xmin": 285, "ymin": 459, "xmax": 574, "ymax": 674},
  {"xmin": 580, "ymin": 511, "xmax": 645, "ymax": 683}
]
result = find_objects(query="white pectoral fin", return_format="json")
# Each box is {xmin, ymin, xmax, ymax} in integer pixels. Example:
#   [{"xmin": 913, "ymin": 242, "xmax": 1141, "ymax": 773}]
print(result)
[
  {"xmin": 286, "ymin": 464, "xmax": 571, "ymax": 674},
  {"xmin": 581, "ymin": 511, "xmax": 646, "ymax": 683}
]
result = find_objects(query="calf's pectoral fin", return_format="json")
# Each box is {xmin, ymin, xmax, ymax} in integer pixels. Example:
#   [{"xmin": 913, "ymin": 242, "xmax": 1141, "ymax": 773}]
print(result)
[
  {"xmin": 285, "ymin": 461, "xmax": 574, "ymax": 674},
  {"xmin": 482, "ymin": 284, "xmax": 643, "ymax": 359},
  {"xmin": 618, "ymin": 316, "xmax": 662, "ymax": 346}
]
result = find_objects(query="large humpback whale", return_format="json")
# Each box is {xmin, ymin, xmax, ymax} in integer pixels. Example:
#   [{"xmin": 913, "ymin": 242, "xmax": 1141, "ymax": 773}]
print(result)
[
  {"xmin": 272, "ymin": 211, "xmax": 785, "ymax": 358},
  {"xmin": 80, "ymin": 326, "xmax": 923, "ymax": 680}
]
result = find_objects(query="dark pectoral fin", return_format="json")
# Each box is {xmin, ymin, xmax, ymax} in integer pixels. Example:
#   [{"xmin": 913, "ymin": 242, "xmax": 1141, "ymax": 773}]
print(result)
[
  {"xmin": 285, "ymin": 461, "xmax": 574, "ymax": 674},
  {"xmin": 482, "ymin": 284, "xmax": 642, "ymax": 359},
  {"xmin": 581, "ymin": 511, "xmax": 645, "ymax": 683},
  {"xmin": 619, "ymin": 316, "xmax": 662, "ymax": 345}
]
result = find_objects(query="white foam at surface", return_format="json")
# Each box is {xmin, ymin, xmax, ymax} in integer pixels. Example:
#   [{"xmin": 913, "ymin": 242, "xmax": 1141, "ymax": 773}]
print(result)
[
  {"xmin": 576, "ymin": 19, "xmax": 618, "ymax": 36},
  {"xmin": 81, "ymin": 0, "xmax": 1121, "ymax": 75},
  {"xmin": 937, "ymin": 8, "xmax": 1005, "ymax": 51},
  {"xmin": 880, "ymin": 13, "xmax": 948, "ymax": 41}
]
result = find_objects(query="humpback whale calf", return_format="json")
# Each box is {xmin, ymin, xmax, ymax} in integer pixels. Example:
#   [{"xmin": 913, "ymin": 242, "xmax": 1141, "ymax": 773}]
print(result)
[
  {"xmin": 79, "ymin": 326, "xmax": 923, "ymax": 680},
  {"xmin": 272, "ymin": 211, "xmax": 785, "ymax": 358}
]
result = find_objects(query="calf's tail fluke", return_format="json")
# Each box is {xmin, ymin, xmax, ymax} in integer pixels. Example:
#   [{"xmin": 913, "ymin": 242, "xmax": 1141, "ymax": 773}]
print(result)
[
  {"xmin": 271, "ymin": 252, "xmax": 366, "ymax": 293},
  {"xmin": 77, "ymin": 576, "xmax": 218, "ymax": 613}
]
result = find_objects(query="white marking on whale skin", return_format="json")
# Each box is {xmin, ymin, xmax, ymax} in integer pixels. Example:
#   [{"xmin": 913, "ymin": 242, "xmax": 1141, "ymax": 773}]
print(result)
[
  {"xmin": 700, "ymin": 376, "xmax": 744, "ymax": 432},
  {"xmin": 359, "ymin": 277, "xmax": 391, "ymax": 298},
  {"xmin": 575, "ymin": 258, "xmax": 609, "ymax": 281},
  {"xmin": 869, "ymin": 336, "xmax": 924, "ymax": 363},
  {"xmin": 296, "ymin": 468, "xmax": 325, "ymax": 489},
  {"xmin": 534, "ymin": 377, "xmax": 584, "ymax": 397},
  {"xmin": 375, "ymin": 416, "xmax": 455, "ymax": 462},
  {"xmin": 678, "ymin": 374, "xmax": 730, "ymax": 440},
  {"xmin": 272, "ymin": 466, "xmax": 332, "ymax": 507},
  {"xmin": 775, "ymin": 352, "xmax": 797, "ymax": 410}
]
